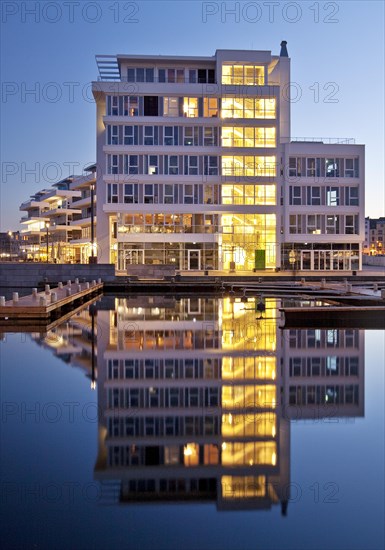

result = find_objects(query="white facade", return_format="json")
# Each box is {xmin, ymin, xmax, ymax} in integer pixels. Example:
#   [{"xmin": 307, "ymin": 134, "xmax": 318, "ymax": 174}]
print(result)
[{"xmin": 92, "ymin": 44, "xmax": 364, "ymax": 272}]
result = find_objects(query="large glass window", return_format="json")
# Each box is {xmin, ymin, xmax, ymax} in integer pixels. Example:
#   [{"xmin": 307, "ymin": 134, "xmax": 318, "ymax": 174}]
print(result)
[
  {"xmin": 221, "ymin": 98, "xmax": 275, "ymax": 119},
  {"xmin": 222, "ymin": 127, "xmax": 276, "ymax": 147},
  {"xmin": 222, "ymin": 156, "xmax": 276, "ymax": 177},
  {"xmin": 127, "ymin": 67, "xmax": 154, "ymax": 83},
  {"xmin": 107, "ymin": 95, "xmax": 138, "ymax": 116},
  {"xmin": 183, "ymin": 97, "xmax": 199, "ymax": 117},
  {"xmin": 222, "ymin": 64, "xmax": 264, "ymax": 85},
  {"xmin": 203, "ymin": 98, "xmax": 218, "ymax": 117}
]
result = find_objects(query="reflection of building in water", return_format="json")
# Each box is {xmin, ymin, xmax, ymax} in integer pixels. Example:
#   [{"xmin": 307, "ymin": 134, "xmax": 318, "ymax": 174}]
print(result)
[
  {"xmin": 95, "ymin": 296, "xmax": 291, "ymax": 512},
  {"xmin": 282, "ymin": 328, "xmax": 364, "ymax": 419},
  {"xmin": 30, "ymin": 304, "xmax": 98, "ymax": 384}
]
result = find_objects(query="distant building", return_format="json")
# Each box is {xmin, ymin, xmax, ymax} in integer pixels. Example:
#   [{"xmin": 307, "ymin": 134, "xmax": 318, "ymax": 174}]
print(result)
[
  {"xmin": 0, "ymin": 231, "xmax": 20, "ymax": 261},
  {"xmin": 92, "ymin": 42, "xmax": 365, "ymax": 272},
  {"xmin": 364, "ymin": 216, "xmax": 385, "ymax": 255},
  {"xmin": 19, "ymin": 166, "xmax": 96, "ymax": 263}
]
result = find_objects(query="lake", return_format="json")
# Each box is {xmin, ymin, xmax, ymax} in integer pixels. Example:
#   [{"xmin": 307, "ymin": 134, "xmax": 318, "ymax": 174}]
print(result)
[{"xmin": 1, "ymin": 295, "xmax": 384, "ymax": 550}]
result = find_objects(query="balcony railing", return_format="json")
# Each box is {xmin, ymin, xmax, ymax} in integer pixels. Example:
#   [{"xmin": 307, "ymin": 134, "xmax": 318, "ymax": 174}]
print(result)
[{"xmin": 289, "ymin": 137, "xmax": 356, "ymax": 145}]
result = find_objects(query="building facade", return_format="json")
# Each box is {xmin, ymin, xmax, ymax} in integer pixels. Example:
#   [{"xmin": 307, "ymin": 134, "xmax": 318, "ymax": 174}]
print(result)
[{"xmin": 92, "ymin": 43, "xmax": 365, "ymax": 272}]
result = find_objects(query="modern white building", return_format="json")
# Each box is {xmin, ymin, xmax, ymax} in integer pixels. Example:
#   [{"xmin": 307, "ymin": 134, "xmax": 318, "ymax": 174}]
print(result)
[{"xmin": 92, "ymin": 42, "xmax": 364, "ymax": 272}]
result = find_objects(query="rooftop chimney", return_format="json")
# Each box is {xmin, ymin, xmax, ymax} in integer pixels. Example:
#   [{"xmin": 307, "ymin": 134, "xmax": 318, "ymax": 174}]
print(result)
[{"xmin": 280, "ymin": 40, "xmax": 288, "ymax": 57}]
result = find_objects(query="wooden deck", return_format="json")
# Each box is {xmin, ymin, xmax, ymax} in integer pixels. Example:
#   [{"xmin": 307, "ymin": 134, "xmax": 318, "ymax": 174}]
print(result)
[{"xmin": 0, "ymin": 281, "xmax": 103, "ymax": 321}]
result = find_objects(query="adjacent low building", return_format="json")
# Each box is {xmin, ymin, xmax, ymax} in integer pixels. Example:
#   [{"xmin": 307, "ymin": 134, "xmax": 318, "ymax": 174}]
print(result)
[{"xmin": 92, "ymin": 42, "xmax": 365, "ymax": 272}]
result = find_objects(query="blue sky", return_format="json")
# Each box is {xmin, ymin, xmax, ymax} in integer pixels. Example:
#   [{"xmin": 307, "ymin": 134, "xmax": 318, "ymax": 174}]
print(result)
[{"xmin": 1, "ymin": 0, "xmax": 384, "ymax": 230}]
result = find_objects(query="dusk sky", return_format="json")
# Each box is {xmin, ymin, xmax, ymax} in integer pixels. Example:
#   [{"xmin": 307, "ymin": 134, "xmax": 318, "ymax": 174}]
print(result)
[{"xmin": 1, "ymin": 0, "xmax": 384, "ymax": 231}]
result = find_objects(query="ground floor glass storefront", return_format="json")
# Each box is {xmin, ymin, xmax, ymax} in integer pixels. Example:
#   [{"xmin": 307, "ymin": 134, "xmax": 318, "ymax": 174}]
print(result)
[{"xmin": 281, "ymin": 243, "xmax": 360, "ymax": 271}]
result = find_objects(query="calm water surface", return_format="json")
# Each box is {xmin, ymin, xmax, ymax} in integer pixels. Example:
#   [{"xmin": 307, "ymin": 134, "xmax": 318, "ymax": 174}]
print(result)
[{"xmin": 1, "ymin": 295, "xmax": 384, "ymax": 550}]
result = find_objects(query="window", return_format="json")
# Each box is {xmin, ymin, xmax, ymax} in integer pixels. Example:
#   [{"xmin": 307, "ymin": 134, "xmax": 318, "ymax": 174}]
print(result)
[
  {"xmin": 184, "ymin": 184, "xmax": 194, "ymax": 204},
  {"xmin": 184, "ymin": 156, "xmax": 199, "ymax": 175},
  {"xmin": 306, "ymin": 214, "xmax": 321, "ymax": 234},
  {"xmin": 124, "ymin": 125, "xmax": 138, "ymax": 145},
  {"xmin": 307, "ymin": 186, "xmax": 321, "ymax": 206},
  {"xmin": 325, "ymin": 158, "xmax": 342, "ymax": 178},
  {"xmin": 160, "ymin": 68, "xmax": 185, "ymax": 83},
  {"xmin": 127, "ymin": 67, "xmax": 154, "ymax": 82},
  {"xmin": 146, "ymin": 155, "xmax": 158, "ymax": 175},
  {"xmin": 184, "ymin": 126, "xmax": 199, "ymax": 146},
  {"xmin": 146, "ymin": 126, "xmax": 159, "ymax": 145},
  {"xmin": 221, "ymin": 97, "xmax": 276, "ymax": 119},
  {"xmin": 123, "ymin": 155, "xmax": 139, "ymax": 175},
  {"xmin": 183, "ymin": 97, "xmax": 198, "ymax": 117},
  {"xmin": 107, "ymin": 183, "xmax": 118, "ymax": 203},
  {"xmin": 222, "ymin": 127, "xmax": 275, "ymax": 148},
  {"xmin": 107, "ymin": 96, "xmax": 139, "ymax": 116},
  {"xmin": 198, "ymin": 68, "xmax": 215, "ymax": 83},
  {"xmin": 345, "ymin": 187, "xmax": 359, "ymax": 206},
  {"xmin": 108, "ymin": 359, "xmax": 119, "ymax": 379},
  {"xmin": 307, "ymin": 158, "xmax": 316, "ymax": 177},
  {"xmin": 221, "ymin": 156, "xmax": 276, "ymax": 177},
  {"xmin": 168, "ymin": 388, "xmax": 180, "ymax": 407},
  {"xmin": 204, "ymin": 156, "xmax": 218, "ymax": 176},
  {"xmin": 164, "ymin": 126, "xmax": 178, "ymax": 146},
  {"xmin": 165, "ymin": 155, "xmax": 179, "ymax": 175},
  {"xmin": 107, "ymin": 154, "xmax": 119, "ymax": 174},
  {"xmin": 289, "ymin": 215, "xmax": 301, "ymax": 234},
  {"xmin": 344, "ymin": 158, "xmax": 354, "ymax": 178},
  {"xmin": 289, "ymin": 157, "xmax": 301, "ymax": 177},
  {"xmin": 327, "ymin": 187, "xmax": 340, "ymax": 206},
  {"xmin": 144, "ymin": 184, "xmax": 154, "ymax": 203},
  {"xmin": 107, "ymin": 125, "xmax": 118, "ymax": 145},
  {"xmin": 163, "ymin": 97, "xmax": 179, "ymax": 117},
  {"xmin": 222, "ymin": 64, "xmax": 264, "ymax": 85},
  {"xmin": 203, "ymin": 98, "xmax": 218, "ymax": 117},
  {"xmin": 326, "ymin": 215, "xmax": 339, "ymax": 234},
  {"xmin": 124, "ymin": 183, "xmax": 138, "ymax": 204},
  {"xmin": 203, "ymin": 127, "xmax": 217, "ymax": 146},
  {"xmin": 345, "ymin": 215, "xmax": 358, "ymax": 235},
  {"xmin": 144, "ymin": 96, "xmax": 158, "ymax": 116},
  {"xmin": 124, "ymin": 359, "xmax": 138, "ymax": 379},
  {"xmin": 290, "ymin": 186, "xmax": 302, "ymax": 205},
  {"xmin": 164, "ymin": 184, "xmax": 174, "ymax": 204}
]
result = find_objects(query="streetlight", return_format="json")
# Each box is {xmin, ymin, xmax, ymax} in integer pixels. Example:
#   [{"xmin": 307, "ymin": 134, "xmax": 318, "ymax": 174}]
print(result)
[
  {"xmin": 7, "ymin": 231, "xmax": 12, "ymax": 261},
  {"xmin": 89, "ymin": 181, "xmax": 97, "ymax": 264},
  {"xmin": 45, "ymin": 221, "xmax": 49, "ymax": 263}
]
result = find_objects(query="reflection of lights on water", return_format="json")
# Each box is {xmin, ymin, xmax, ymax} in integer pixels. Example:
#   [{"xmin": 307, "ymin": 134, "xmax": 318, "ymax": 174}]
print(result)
[
  {"xmin": 272, "ymin": 452, "xmax": 277, "ymax": 466},
  {"xmin": 272, "ymin": 426, "xmax": 276, "ymax": 438},
  {"xmin": 222, "ymin": 442, "xmax": 227, "ymax": 450},
  {"xmin": 91, "ymin": 381, "xmax": 96, "ymax": 390}
]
